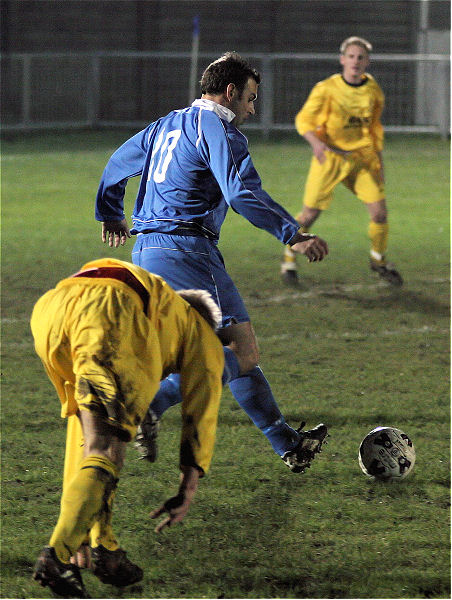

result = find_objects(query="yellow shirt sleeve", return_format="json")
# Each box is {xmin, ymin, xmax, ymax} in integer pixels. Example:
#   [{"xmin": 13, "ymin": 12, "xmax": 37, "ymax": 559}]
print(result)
[
  {"xmin": 178, "ymin": 312, "xmax": 224, "ymax": 476},
  {"xmin": 295, "ymin": 80, "xmax": 329, "ymax": 139},
  {"xmin": 369, "ymin": 83, "xmax": 385, "ymax": 152}
]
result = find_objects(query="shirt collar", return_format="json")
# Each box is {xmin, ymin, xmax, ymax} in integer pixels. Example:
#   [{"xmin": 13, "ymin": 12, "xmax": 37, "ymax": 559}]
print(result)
[{"xmin": 192, "ymin": 98, "xmax": 235, "ymax": 123}]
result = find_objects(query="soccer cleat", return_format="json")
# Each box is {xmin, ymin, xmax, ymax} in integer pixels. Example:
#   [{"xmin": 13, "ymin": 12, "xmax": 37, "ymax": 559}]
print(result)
[
  {"xmin": 282, "ymin": 422, "xmax": 328, "ymax": 473},
  {"xmin": 90, "ymin": 545, "xmax": 143, "ymax": 587},
  {"xmin": 281, "ymin": 262, "xmax": 299, "ymax": 285},
  {"xmin": 33, "ymin": 546, "xmax": 90, "ymax": 598},
  {"xmin": 134, "ymin": 409, "xmax": 160, "ymax": 462},
  {"xmin": 370, "ymin": 258, "xmax": 403, "ymax": 286}
]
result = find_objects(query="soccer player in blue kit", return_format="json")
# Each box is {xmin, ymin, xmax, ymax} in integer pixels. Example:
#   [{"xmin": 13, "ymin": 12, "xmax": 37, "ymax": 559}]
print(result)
[{"xmin": 96, "ymin": 52, "xmax": 329, "ymax": 474}]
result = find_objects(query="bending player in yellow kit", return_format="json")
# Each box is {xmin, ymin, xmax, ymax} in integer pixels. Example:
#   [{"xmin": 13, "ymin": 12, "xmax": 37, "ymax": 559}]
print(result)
[
  {"xmin": 281, "ymin": 36, "xmax": 402, "ymax": 286},
  {"xmin": 30, "ymin": 258, "xmax": 225, "ymax": 598}
]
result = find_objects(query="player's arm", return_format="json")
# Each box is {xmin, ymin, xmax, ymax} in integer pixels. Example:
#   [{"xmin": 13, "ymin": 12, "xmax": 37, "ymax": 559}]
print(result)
[
  {"xmin": 197, "ymin": 114, "xmax": 328, "ymax": 260},
  {"xmin": 376, "ymin": 151, "xmax": 385, "ymax": 184},
  {"xmin": 370, "ymin": 85, "xmax": 385, "ymax": 182},
  {"xmin": 177, "ymin": 318, "xmax": 224, "ymax": 477},
  {"xmin": 295, "ymin": 82, "xmax": 331, "ymax": 163},
  {"xmin": 150, "ymin": 465, "xmax": 200, "ymax": 533},
  {"xmin": 95, "ymin": 124, "xmax": 153, "ymax": 246},
  {"xmin": 150, "ymin": 311, "xmax": 224, "ymax": 532}
]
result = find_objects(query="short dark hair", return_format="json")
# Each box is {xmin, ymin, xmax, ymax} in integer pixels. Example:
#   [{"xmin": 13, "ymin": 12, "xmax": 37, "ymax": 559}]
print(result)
[{"xmin": 200, "ymin": 52, "xmax": 261, "ymax": 96}]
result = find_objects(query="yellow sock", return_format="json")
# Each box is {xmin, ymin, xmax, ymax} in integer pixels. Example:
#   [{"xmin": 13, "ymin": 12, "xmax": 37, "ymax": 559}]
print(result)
[
  {"xmin": 283, "ymin": 245, "xmax": 297, "ymax": 263},
  {"xmin": 50, "ymin": 455, "xmax": 118, "ymax": 563},
  {"xmin": 62, "ymin": 417, "xmax": 91, "ymax": 548},
  {"xmin": 63, "ymin": 419, "xmax": 120, "ymax": 551},
  {"xmin": 63, "ymin": 416, "xmax": 85, "ymax": 489},
  {"xmin": 89, "ymin": 488, "xmax": 120, "ymax": 551},
  {"xmin": 283, "ymin": 225, "xmax": 310, "ymax": 264},
  {"xmin": 368, "ymin": 221, "xmax": 388, "ymax": 261}
]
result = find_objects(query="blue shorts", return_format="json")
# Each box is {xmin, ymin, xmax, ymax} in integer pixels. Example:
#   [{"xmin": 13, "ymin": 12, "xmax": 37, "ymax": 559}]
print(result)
[{"xmin": 132, "ymin": 233, "xmax": 250, "ymax": 328}]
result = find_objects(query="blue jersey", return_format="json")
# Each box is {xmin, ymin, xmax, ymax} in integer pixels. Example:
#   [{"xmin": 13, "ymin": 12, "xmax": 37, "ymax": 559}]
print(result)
[{"xmin": 95, "ymin": 99, "xmax": 300, "ymax": 244}]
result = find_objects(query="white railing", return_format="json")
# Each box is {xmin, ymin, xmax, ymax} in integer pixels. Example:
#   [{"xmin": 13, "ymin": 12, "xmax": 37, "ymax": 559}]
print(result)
[{"xmin": 1, "ymin": 51, "xmax": 450, "ymax": 136}]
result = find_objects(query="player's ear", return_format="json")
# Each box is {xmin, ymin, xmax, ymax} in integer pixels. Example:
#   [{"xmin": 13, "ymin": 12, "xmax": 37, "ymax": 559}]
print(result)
[{"xmin": 226, "ymin": 83, "xmax": 236, "ymax": 101}]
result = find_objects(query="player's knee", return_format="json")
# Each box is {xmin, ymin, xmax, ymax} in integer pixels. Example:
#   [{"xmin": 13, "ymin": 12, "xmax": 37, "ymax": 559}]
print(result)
[
  {"xmin": 235, "ymin": 348, "xmax": 259, "ymax": 374},
  {"xmin": 371, "ymin": 211, "xmax": 387, "ymax": 224},
  {"xmin": 369, "ymin": 200, "xmax": 387, "ymax": 223},
  {"xmin": 81, "ymin": 416, "xmax": 127, "ymax": 469}
]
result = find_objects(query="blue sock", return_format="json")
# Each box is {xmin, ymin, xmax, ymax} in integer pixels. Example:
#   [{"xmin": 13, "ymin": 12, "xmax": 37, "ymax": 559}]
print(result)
[
  {"xmin": 228, "ymin": 366, "xmax": 299, "ymax": 456},
  {"xmin": 150, "ymin": 347, "xmax": 242, "ymax": 418},
  {"xmin": 222, "ymin": 347, "xmax": 242, "ymax": 385},
  {"xmin": 150, "ymin": 373, "xmax": 182, "ymax": 419}
]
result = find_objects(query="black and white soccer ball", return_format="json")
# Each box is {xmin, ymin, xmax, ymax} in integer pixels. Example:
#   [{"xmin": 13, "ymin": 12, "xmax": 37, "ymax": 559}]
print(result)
[{"xmin": 358, "ymin": 426, "xmax": 415, "ymax": 481}]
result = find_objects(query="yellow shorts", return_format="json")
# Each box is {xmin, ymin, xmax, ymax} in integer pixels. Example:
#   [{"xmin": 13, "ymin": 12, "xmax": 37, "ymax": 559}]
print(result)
[
  {"xmin": 303, "ymin": 146, "xmax": 385, "ymax": 210},
  {"xmin": 30, "ymin": 280, "xmax": 162, "ymax": 441}
]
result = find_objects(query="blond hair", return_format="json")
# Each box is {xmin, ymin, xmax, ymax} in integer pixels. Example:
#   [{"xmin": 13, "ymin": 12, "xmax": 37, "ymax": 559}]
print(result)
[
  {"xmin": 177, "ymin": 289, "xmax": 222, "ymax": 331},
  {"xmin": 340, "ymin": 36, "xmax": 373, "ymax": 55}
]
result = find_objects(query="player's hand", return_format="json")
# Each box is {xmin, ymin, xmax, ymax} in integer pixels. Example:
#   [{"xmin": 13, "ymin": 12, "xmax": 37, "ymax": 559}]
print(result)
[
  {"xmin": 70, "ymin": 543, "xmax": 92, "ymax": 569},
  {"xmin": 102, "ymin": 219, "xmax": 131, "ymax": 247},
  {"xmin": 308, "ymin": 136, "xmax": 330, "ymax": 164},
  {"xmin": 150, "ymin": 466, "xmax": 200, "ymax": 533},
  {"xmin": 291, "ymin": 235, "xmax": 329, "ymax": 262},
  {"xmin": 313, "ymin": 142, "xmax": 329, "ymax": 164},
  {"xmin": 150, "ymin": 493, "xmax": 193, "ymax": 533}
]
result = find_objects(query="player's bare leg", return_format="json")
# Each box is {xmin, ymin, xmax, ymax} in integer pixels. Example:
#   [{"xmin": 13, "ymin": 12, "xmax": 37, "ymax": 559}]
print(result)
[{"xmin": 33, "ymin": 412, "xmax": 142, "ymax": 596}]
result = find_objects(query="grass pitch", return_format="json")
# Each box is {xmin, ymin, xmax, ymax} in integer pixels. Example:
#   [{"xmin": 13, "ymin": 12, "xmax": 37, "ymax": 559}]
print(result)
[{"xmin": 1, "ymin": 131, "xmax": 450, "ymax": 599}]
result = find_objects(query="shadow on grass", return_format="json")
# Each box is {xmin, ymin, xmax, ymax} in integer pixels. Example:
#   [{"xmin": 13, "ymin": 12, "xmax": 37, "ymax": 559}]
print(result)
[
  {"xmin": 136, "ymin": 473, "xmax": 322, "ymax": 599},
  {"xmin": 320, "ymin": 287, "xmax": 450, "ymax": 318},
  {"xmin": 0, "ymin": 551, "xmax": 35, "ymax": 571}
]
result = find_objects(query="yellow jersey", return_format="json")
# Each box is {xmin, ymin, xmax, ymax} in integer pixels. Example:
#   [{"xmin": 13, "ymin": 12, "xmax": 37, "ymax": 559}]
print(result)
[
  {"xmin": 32, "ymin": 257, "xmax": 224, "ymax": 475},
  {"xmin": 295, "ymin": 73, "xmax": 384, "ymax": 152}
]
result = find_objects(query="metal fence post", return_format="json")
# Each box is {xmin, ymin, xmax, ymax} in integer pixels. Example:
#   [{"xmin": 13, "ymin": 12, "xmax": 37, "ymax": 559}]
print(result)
[
  {"xmin": 260, "ymin": 56, "xmax": 274, "ymax": 138},
  {"xmin": 437, "ymin": 60, "xmax": 450, "ymax": 138}
]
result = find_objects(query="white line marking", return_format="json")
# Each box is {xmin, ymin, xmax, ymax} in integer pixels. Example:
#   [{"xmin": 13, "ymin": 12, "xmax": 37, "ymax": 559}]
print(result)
[{"xmin": 259, "ymin": 325, "xmax": 449, "ymax": 344}]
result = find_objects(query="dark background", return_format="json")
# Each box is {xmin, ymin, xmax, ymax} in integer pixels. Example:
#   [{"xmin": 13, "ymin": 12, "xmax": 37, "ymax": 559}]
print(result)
[
  {"xmin": 1, "ymin": 1, "xmax": 450, "ymax": 131},
  {"xmin": 2, "ymin": 0, "xmax": 450, "ymax": 53}
]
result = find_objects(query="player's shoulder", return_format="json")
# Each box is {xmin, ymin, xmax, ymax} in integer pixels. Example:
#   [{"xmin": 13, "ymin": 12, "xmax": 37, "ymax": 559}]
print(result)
[
  {"xmin": 322, "ymin": 73, "xmax": 341, "ymax": 84},
  {"xmin": 194, "ymin": 104, "xmax": 231, "ymax": 132},
  {"xmin": 158, "ymin": 107, "xmax": 190, "ymax": 127},
  {"xmin": 196, "ymin": 106, "xmax": 248, "ymax": 148},
  {"xmin": 364, "ymin": 73, "xmax": 382, "ymax": 88},
  {"xmin": 363, "ymin": 74, "xmax": 384, "ymax": 98},
  {"xmin": 312, "ymin": 73, "xmax": 341, "ymax": 92},
  {"xmin": 196, "ymin": 105, "xmax": 225, "ymax": 128}
]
